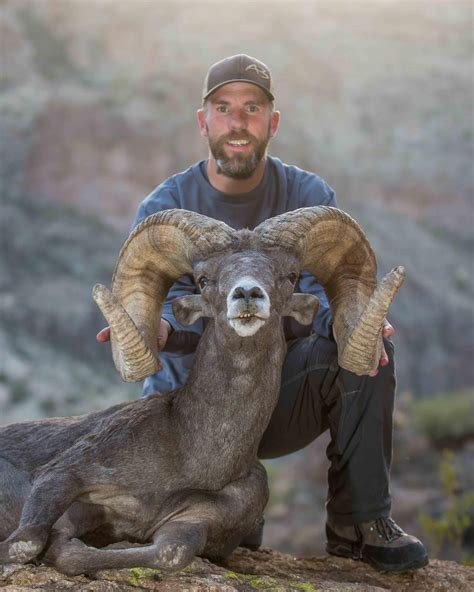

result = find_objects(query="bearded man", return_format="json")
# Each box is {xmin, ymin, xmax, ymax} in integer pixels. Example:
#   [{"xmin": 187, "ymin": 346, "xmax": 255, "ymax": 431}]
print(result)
[{"xmin": 98, "ymin": 54, "xmax": 428, "ymax": 572}]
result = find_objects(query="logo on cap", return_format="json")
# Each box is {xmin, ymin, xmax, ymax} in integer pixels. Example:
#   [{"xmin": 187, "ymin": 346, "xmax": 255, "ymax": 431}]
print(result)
[{"xmin": 245, "ymin": 64, "xmax": 270, "ymax": 80}]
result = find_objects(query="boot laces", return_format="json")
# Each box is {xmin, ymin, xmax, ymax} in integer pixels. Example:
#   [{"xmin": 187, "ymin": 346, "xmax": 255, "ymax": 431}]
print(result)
[{"xmin": 374, "ymin": 517, "xmax": 405, "ymax": 543}]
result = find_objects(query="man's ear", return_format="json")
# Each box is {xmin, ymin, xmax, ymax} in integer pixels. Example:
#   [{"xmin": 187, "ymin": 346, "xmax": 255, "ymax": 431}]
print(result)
[
  {"xmin": 197, "ymin": 108, "xmax": 208, "ymax": 138},
  {"xmin": 172, "ymin": 295, "xmax": 211, "ymax": 325},
  {"xmin": 283, "ymin": 294, "xmax": 319, "ymax": 325},
  {"xmin": 270, "ymin": 109, "xmax": 280, "ymax": 138}
]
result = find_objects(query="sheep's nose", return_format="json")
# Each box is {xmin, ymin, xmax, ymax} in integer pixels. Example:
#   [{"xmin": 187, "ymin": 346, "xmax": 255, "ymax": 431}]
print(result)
[{"xmin": 232, "ymin": 286, "xmax": 265, "ymax": 303}]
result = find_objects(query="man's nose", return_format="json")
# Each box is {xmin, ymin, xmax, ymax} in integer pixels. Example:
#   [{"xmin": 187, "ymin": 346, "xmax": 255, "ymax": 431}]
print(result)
[{"xmin": 229, "ymin": 110, "xmax": 247, "ymax": 131}]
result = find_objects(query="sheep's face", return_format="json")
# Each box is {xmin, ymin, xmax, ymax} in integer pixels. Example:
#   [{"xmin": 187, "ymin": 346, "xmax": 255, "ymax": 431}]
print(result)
[{"xmin": 172, "ymin": 245, "xmax": 319, "ymax": 337}]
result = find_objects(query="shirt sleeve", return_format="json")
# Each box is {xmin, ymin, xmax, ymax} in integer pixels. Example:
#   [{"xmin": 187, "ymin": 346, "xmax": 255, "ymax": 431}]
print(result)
[
  {"xmin": 132, "ymin": 181, "xmax": 180, "ymax": 229},
  {"xmin": 297, "ymin": 174, "xmax": 338, "ymax": 340}
]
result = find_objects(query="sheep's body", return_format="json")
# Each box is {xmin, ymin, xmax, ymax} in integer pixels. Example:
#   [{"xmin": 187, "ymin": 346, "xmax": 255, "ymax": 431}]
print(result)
[
  {"xmin": 0, "ymin": 390, "xmax": 269, "ymax": 571},
  {"xmin": 0, "ymin": 245, "xmax": 301, "ymax": 574}
]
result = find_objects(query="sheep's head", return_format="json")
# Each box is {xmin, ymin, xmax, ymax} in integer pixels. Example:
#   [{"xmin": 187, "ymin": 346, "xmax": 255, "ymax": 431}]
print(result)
[
  {"xmin": 93, "ymin": 207, "xmax": 404, "ymax": 382},
  {"xmin": 172, "ymin": 237, "xmax": 319, "ymax": 338}
]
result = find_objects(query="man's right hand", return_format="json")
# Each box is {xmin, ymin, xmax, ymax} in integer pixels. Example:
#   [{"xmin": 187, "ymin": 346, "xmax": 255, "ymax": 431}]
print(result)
[
  {"xmin": 96, "ymin": 326, "xmax": 112, "ymax": 343},
  {"xmin": 96, "ymin": 319, "xmax": 172, "ymax": 353}
]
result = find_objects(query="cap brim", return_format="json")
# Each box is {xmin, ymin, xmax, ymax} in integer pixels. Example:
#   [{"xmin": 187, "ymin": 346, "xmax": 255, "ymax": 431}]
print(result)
[{"xmin": 203, "ymin": 79, "xmax": 275, "ymax": 102}]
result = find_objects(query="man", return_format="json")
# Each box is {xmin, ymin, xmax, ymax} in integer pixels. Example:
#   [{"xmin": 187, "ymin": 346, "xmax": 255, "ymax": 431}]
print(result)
[{"xmin": 97, "ymin": 54, "xmax": 428, "ymax": 572}]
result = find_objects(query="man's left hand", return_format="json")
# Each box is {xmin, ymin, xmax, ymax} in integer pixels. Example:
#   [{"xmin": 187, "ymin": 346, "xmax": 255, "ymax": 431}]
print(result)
[{"xmin": 369, "ymin": 318, "xmax": 394, "ymax": 377}]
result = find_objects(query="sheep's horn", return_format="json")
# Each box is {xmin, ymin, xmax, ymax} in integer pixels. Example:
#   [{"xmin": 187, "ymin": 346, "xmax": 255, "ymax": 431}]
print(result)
[
  {"xmin": 93, "ymin": 209, "xmax": 236, "ymax": 382},
  {"xmin": 255, "ymin": 206, "xmax": 405, "ymax": 375}
]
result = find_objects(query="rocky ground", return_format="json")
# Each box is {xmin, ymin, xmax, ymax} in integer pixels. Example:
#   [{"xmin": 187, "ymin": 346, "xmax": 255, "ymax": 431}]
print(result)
[{"xmin": 1, "ymin": 548, "xmax": 473, "ymax": 592}]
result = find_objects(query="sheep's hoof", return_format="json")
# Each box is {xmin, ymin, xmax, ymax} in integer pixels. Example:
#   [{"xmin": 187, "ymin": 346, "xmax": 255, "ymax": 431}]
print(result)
[{"xmin": 154, "ymin": 541, "xmax": 195, "ymax": 571}]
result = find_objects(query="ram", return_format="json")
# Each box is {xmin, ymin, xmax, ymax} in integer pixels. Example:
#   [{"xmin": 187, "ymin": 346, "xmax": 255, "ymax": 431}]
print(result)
[{"xmin": 0, "ymin": 207, "xmax": 404, "ymax": 575}]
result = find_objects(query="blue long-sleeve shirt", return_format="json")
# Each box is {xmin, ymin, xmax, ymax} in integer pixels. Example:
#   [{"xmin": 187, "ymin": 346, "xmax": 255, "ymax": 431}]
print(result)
[{"xmin": 132, "ymin": 156, "xmax": 337, "ymax": 394}]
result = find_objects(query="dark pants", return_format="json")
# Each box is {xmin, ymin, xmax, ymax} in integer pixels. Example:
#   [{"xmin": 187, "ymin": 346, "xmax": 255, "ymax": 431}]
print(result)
[{"xmin": 258, "ymin": 335, "xmax": 396, "ymax": 527}]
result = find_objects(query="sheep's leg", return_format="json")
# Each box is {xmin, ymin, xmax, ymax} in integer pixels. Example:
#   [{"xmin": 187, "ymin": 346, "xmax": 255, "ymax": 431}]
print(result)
[
  {"xmin": 0, "ymin": 470, "xmax": 80, "ymax": 564},
  {"xmin": 45, "ymin": 521, "xmax": 208, "ymax": 576},
  {"xmin": 199, "ymin": 459, "xmax": 269, "ymax": 560},
  {"xmin": 0, "ymin": 458, "xmax": 31, "ymax": 541},
  {"xmin": 45, "ymin": 460, "xmax": 268, "ymax": 575}
]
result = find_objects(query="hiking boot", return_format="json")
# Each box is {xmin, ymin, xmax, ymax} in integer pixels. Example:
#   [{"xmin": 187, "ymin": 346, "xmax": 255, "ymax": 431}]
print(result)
[
  {"xmin": 326, "ymin": 516, "xmax": 429, "ymax": 572},
  {"xmin": 240, "ymin": 517, "xmax": 264, "ymax": 551}
]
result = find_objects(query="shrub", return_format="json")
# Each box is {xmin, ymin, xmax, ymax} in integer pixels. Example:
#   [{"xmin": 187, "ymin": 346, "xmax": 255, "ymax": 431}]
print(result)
[
  {"xmin": 420, "ymin": 450, "xmax": 474, "ymax": 563},
  {"xmin": 413, "ymin": 389, "xmax": 474, "ymax": 447}
]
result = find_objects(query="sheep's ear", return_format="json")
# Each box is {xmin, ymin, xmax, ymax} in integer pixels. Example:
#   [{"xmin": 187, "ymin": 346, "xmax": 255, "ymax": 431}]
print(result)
[
  {"xmin": 283, "ymin": 294, "xmax": 319, "ymax": 325},
  {"xmin": 172, "ymin": 295, "xmax": 211, "ymax": 325}
]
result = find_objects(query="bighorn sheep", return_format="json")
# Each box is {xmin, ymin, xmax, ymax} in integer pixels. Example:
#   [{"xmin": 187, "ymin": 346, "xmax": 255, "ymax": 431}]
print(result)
[{"xmin": 0, "ymin": 207, "xmax": 404, "ymax": 575}]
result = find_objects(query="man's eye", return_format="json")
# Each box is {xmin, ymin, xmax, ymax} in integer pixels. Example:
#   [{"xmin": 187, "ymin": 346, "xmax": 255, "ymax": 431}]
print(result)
[
  {"xmin": 247, "ymin": 104, "xmax": 259, "ymax": 113},
  {"xmin": 216, "ymin": 105, "xmax": 228, "ymax": 113},
  {"xmin": 198, "ymin": 277, "xmax": 209, "ymax": 290}
]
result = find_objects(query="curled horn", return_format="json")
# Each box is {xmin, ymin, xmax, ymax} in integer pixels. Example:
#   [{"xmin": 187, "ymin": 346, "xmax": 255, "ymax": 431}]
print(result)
[
  {"xmin": 255, "ymin": 206, "xmax": 405, "ymax": 375},
  {"xmin": 93, "ymin": 209, "xmax": 236, "ymax": 382}
]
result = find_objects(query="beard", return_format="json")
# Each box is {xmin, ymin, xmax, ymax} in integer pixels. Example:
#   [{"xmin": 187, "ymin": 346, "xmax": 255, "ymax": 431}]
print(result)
[{"xmin": 207, "ymin": 126, "xmax": 271, "ymax": 180}]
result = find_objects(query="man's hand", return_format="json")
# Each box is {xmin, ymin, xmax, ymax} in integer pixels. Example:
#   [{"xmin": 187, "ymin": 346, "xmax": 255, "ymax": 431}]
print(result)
[
  {"xmin": 96, "ymin": 319, "xmax": 172, "ymax": 362},
  {"xmin": 96, "ymin": 326, "xmax": 112, "ymax": 343},
  {"xmin": 368, "ymin": 318, "xmax": 394, "ymax": 377},
  {"xmin": 157, "ymin": 319, "xmax": 172, "ymax": 350}
]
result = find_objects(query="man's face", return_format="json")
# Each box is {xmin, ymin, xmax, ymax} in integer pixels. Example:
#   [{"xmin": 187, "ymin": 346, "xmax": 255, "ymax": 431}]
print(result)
[{"xmin": 197, "ymin": 82, "xmax": 280, "ymax": 180}]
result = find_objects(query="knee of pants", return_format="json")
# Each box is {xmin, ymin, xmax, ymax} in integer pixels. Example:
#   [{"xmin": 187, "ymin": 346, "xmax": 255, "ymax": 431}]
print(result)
[{"xmin": 300, "ymin": 334, "xmax": 395, "ymax": 388}]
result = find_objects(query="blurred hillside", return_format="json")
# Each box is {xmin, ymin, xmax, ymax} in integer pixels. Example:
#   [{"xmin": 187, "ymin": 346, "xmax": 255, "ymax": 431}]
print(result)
[
  {"xmin": 0, "ymin": 0, "xmax": 473, "ymax": 561},
  {"xmin": 1, "ymin": 0, "xmax": 472, "ymax": 402}
]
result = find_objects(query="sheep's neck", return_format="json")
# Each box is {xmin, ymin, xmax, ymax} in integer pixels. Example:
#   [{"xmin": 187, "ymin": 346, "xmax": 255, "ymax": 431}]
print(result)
[{"xmin": 175, "ymin": 319, "xmax": 286, "ymax": 484}]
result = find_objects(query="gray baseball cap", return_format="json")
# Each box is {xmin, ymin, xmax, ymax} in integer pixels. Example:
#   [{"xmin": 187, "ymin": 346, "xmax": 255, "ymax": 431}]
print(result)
[{"xmin": 202, "ymin": 54, "xmax": 274, "ymax": 101}]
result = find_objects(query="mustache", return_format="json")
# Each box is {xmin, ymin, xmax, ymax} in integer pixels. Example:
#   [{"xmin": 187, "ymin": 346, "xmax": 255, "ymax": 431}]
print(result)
[{"xmin": 219, "ymin": 133, "xmax": 257, "ymax": 145}]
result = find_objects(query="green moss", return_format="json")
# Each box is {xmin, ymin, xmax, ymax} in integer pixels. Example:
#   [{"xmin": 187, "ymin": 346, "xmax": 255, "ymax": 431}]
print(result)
[
  {"xmin": 225, "ymin": 570, "xmax": 243, "ymax": 582},
  {"xmin": 248, "ymin": 576, "xmax": 278, "ymax": 589},
  {"xmin": 292, "ymin": 583, "xmax": 319, "ymax": 592},
  {"xmin": 224, "ymin": 571, "xmax": 318, "ymax": 591},
  {"xmin": 128, "ymin": 566, "xmax": 161, "ymax": 586}
]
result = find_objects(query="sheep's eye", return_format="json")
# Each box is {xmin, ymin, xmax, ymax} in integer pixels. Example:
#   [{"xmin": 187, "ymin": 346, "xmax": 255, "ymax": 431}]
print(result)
[
  {"xmin": 287, "ymin": 272, "xmax": 298, "ymax": 285},
  {"xmin": 197, "ymin": 276, "xmax": 209, "ymax": 290}
]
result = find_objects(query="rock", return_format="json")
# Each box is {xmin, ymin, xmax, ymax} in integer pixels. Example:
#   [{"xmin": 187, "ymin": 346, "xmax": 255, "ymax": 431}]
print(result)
[{"xmin": 1, "ymin": 548, "xmax": 473, "ymax": 592}]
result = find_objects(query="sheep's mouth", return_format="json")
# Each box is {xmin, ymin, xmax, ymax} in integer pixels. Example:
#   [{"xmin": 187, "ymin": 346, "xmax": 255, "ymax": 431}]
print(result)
[
  {"xmin": 232, "ymin": 313, "xmax": 264, "ymax": 324},
  {"xmin": 228, "ymin": 312, "xmax": 269, "ymax": 337}
]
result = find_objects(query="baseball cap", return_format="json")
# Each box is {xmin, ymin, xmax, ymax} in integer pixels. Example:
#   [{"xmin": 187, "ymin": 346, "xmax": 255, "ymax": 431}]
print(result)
[{"xmin": 202, "ymin": 54, "xmax": 274, "ymax": 102}]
